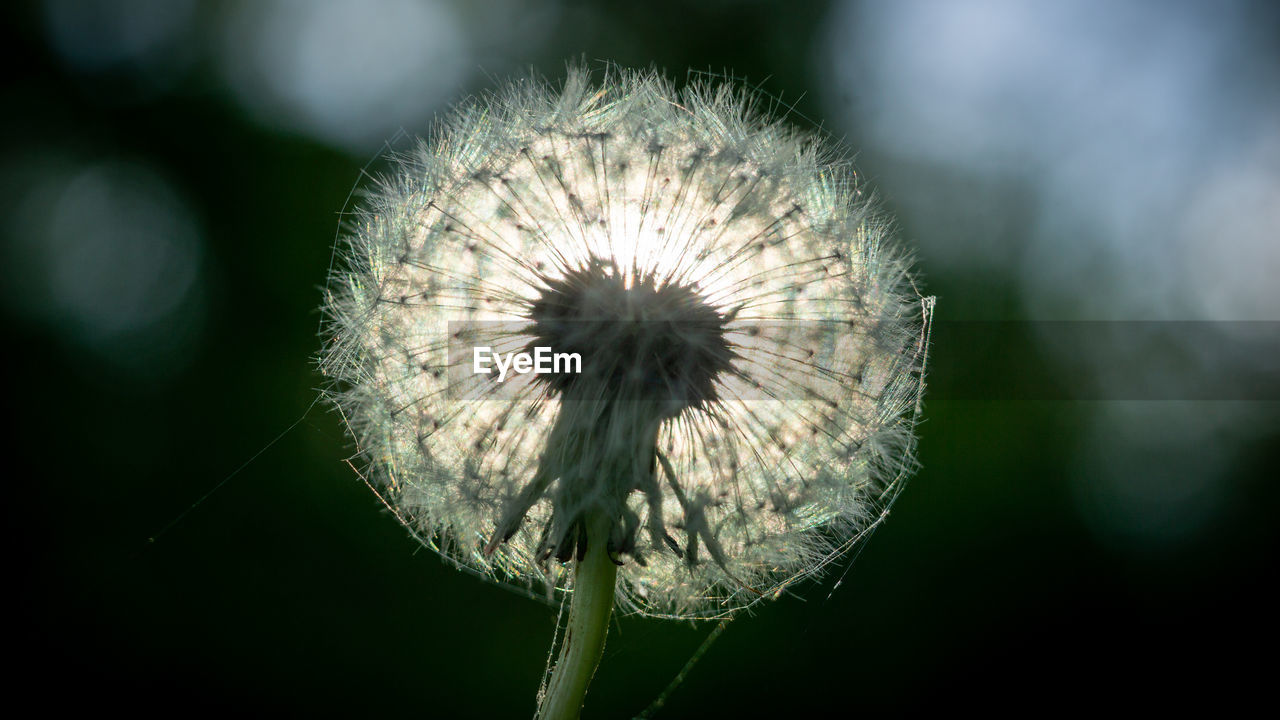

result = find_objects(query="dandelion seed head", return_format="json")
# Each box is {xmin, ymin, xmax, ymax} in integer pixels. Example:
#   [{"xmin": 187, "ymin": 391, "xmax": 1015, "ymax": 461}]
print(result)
[{"xmin": 320, "ymin": 66, "xmax": 932, "ymax": 618}]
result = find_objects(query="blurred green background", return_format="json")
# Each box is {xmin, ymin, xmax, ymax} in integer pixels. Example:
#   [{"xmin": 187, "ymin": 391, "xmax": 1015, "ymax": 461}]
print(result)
[{"xmin": 6, "ymin": 0, "xmax": 1278, "ymax": 716}]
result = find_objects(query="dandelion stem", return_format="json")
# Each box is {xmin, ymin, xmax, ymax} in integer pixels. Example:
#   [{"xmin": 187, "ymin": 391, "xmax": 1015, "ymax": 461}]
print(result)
[{"xmin": 538, "ymin": 512, "xmax": 618, "ymax": 720}]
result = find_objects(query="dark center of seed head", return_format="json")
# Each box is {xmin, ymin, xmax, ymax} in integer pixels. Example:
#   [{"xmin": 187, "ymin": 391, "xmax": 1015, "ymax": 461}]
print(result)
[{"xmin": 527, "ymin": 258, "xmax": 735, "ymax": 418}]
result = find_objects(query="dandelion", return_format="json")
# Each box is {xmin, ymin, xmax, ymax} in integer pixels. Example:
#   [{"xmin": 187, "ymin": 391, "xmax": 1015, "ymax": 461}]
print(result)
[{"xmin": 319, "ymin": 66, "xmax": 932, "ymax": 718}]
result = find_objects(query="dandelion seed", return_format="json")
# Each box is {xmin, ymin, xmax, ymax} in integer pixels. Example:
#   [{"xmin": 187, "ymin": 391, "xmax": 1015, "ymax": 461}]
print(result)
[{"xmin": 319, "ymin": 65, "xmax": 932, "ymax": 716}]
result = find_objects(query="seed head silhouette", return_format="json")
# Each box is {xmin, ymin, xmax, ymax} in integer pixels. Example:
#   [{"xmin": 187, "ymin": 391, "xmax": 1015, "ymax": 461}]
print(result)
[{"xmin": 319, "ymin": 67, "xmax": 932, "ymax": 626}]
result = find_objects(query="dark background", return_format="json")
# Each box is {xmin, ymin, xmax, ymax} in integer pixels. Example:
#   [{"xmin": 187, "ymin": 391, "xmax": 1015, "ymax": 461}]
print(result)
[{"xmin": 6, "ymin": 1, "xmax": 1278, "ymax": 716}]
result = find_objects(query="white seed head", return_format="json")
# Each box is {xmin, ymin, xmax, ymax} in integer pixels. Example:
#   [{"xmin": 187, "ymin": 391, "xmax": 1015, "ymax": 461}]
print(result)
[{"xmin": 319, "ymin": 66, "xmax": 933, "ymax": 619}]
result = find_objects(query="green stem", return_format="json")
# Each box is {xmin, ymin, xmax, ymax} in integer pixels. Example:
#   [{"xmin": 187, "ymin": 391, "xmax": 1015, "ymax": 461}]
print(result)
[{"xmin": 537, "ymin": 513, "xmax": 618, "ymax": 720}]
